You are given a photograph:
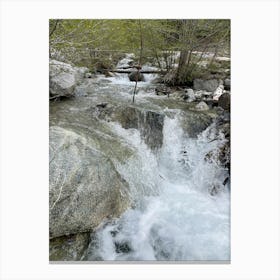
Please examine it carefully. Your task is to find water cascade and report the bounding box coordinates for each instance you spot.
[50,57,230,261]
[84,97,230,261]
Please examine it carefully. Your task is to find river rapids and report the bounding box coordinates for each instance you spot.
[50,60,230,261]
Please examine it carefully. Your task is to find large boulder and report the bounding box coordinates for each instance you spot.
[49,60,76,98]
[49,126,130,239]
[180,111,215,138]
[93,105,164,150]
[128,71,145,82]
[218,93,230,111]
[49,60,88,99]
[113,107,164,150]
[193,79,220,92]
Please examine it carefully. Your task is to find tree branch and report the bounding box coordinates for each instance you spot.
[49,19,60,38]
[132,20,143,104]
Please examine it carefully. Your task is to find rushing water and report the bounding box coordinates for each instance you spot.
[85,118,230,261]
[50,54,230,261]
[81,65,230,261]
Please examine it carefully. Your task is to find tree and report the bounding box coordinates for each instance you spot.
[49,19,230,84]
[132,20,143,103]
[173,19,230,85]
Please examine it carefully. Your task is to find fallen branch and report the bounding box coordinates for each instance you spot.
[111,69,166,74]
[49,94,61,100]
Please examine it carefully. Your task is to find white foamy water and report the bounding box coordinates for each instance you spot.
[103,73,158,86]
[86,113,230,261]
[116,53,135,69]
[94,72,158,102]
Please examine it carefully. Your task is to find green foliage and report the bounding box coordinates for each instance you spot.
[49,19,230,84]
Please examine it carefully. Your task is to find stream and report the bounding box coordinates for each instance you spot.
[50,66,230,261]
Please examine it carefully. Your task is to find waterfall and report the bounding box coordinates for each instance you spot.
[85,111,230,261]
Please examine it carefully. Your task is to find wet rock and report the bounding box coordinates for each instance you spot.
[49,60,78,98]
[155,85,171,96]
[219,122,230,139]
[92,103,114,122]
[193,90,204,99]
[139,110,165,150]
[128,71,145,82]
[204,99,218,108]
[213,85,224,101]
[204,150,216,164]
[193,78,220,92]
[223,177,230,186]
[49,232,90,261]
[221,111,231,123]
[114,241,132,254]
[224,78,231,90]
[180,111,214,138]
[185,88,196,102]
[195,101,209,111]
[84,72,92,78]
[194,90,214,103]
[218,93,230,111]
[209,184,223,196]
[49,126,130,239]
[96,102,108,108]
[172,90,186,99]
[204,143,230,195]
[113,106,165,150]
[95,105,165,150]
[218,142,230,169]
[204,122,230,173]
[113,106,140,129]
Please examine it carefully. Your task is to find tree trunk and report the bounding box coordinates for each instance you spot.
[174,20,190,85]
[132,20,143,103]
[175,49,188,84]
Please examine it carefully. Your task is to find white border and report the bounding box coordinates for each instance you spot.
[1,0,279,279]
